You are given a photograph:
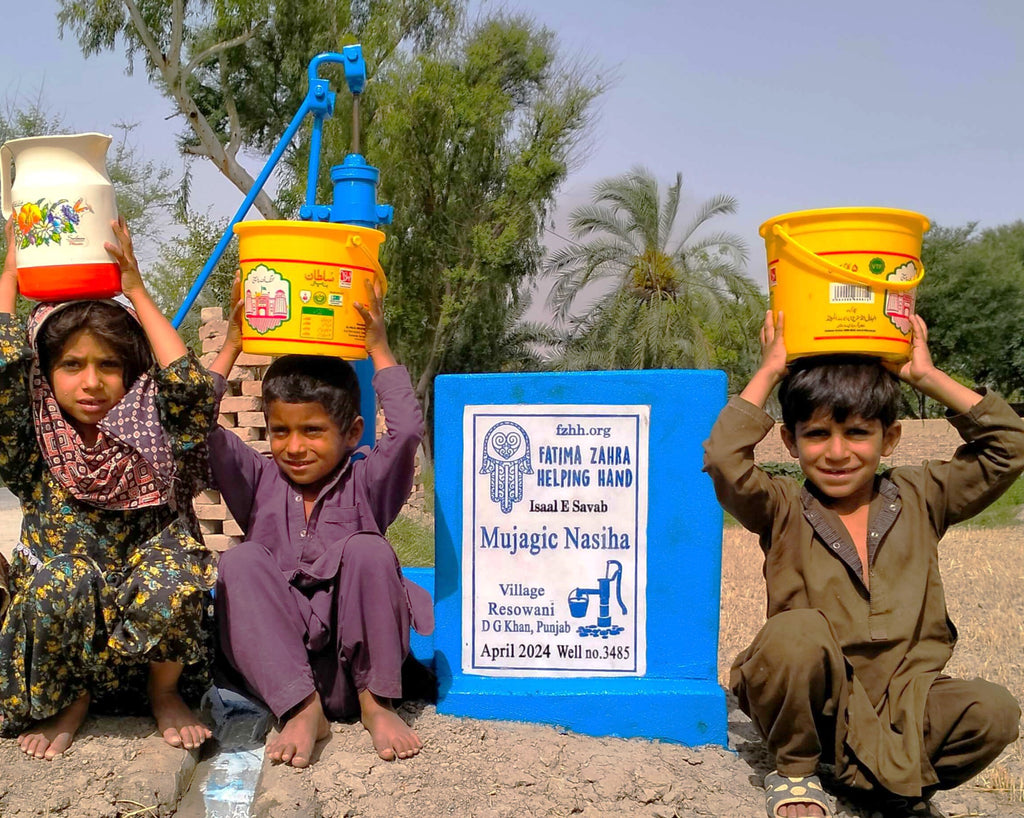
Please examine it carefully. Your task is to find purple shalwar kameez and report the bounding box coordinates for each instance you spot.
[208,365,433,720]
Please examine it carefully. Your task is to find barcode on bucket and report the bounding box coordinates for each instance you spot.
[830,283,874,304]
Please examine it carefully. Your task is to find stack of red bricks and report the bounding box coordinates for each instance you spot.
[193,306,272,552]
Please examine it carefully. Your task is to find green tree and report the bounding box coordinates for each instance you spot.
[917,221,1024,398]
[0,96,66,145]
[56,2,602,448]
[56,0,457,219]
[545,167,765,380]
[303,14,601,447]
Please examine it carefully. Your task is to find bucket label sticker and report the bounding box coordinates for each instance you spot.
[884,261,917,334]
[243,265,290,334]
[829,283,874,304]
[14,198,93,249]
[338,267,354,289]
[462,405,649,677]
[300,306,334,341]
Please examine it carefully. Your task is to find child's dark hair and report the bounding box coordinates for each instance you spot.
[37,301,153,390]
[779,354,901,432]
[262,355,361,431]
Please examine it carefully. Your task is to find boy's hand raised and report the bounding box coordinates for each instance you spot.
[885,314,936,389]
[885,313,981,414]
[759,309,788,381]
[225,272,244,352]
[354,273,397,370]
[210,271,244,380]
[739,311,789,409]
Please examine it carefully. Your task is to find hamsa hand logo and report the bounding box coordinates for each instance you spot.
[480,422,533,513]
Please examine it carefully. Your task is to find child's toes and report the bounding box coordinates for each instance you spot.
[162,727,184,748]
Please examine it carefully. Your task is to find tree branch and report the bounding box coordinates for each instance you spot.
[185,24,263,77]
[221,59,242,159]
[121,0,279,219]
[122,0,171,79]
[168,0,184,76]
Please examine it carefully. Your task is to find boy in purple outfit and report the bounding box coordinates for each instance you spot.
[208,276,433,767]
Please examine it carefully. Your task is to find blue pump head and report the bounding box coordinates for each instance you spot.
[299,46,393,229]
[299,153,394,228]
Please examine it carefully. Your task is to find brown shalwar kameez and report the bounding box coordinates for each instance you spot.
[703,391,1024,797]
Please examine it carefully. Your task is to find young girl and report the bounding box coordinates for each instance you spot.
[0,216,216,759]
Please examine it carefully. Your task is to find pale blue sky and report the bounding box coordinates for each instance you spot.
[4,1,1024,290]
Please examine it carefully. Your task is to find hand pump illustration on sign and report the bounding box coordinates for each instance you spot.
[568,560,627,638]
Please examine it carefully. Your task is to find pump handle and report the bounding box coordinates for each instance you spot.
[607,560,627,614]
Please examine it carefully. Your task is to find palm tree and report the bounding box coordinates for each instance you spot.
[545,167,765,373]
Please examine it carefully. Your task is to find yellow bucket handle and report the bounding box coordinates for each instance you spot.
[347,234,389,298]
[772,224,924,292]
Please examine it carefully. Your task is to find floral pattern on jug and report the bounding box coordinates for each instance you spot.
[15,198,93,249]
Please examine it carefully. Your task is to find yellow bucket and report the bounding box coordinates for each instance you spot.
[759,207,930,363]
[233,220,387,359]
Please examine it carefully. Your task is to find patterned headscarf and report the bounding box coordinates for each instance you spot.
[27,301,176,510]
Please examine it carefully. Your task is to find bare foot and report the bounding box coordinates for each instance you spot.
[267,691,330,768]
[17,692,91,760]
[148,661,212,750]
[778,803,827,818]
[358,689,422,761]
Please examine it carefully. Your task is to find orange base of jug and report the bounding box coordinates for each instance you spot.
[18,262,122,302]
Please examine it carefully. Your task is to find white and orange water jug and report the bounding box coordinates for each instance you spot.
[1,132,121,301]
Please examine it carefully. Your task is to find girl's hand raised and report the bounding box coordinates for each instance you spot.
[104,217,188,368]
[105,217,146,301]
[1,216,19,314]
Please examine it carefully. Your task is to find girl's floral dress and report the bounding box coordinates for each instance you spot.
[0,314,216,733]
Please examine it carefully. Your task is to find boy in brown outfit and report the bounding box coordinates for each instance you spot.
[703,312,1024,818]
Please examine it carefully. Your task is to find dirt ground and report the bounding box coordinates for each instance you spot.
[0,497,1022,817]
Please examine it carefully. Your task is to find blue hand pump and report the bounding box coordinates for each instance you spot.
[171,45,392,445]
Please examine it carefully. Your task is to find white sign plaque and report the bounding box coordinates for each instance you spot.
[462,405,649,676]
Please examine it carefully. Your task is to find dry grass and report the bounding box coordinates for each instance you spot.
[719,524,1024,801]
